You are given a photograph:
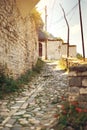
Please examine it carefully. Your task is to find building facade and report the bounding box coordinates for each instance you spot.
[39,40,77,60]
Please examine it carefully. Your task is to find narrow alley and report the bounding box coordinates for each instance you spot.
[0,61,69,130]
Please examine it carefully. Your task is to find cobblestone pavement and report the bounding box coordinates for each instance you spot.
[0,61,69,130]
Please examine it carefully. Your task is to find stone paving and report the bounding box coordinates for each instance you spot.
[0,61,69,130]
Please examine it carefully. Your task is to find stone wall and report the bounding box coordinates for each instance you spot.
[61,44,77,58]
[69,45,77,58]
[47,40,62,60]
[0,0,38,79]
[68,64,87,108]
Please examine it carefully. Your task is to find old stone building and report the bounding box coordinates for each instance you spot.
[39,40,77,60]
[0,0,39,79]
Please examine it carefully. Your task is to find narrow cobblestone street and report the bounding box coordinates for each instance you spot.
[0,61,69,130]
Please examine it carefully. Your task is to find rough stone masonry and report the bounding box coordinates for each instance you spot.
[69,64,87,109]
[0,0,38,79]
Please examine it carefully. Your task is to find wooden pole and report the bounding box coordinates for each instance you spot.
[45,5,47,60]
[78,0,85,61]
[60,4,70,68]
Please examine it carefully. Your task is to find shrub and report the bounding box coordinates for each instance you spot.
[18,58,44,84]
[33,58,45,73]
[58,100,87,130]
[0,59,45,98]
[76,53,83,60]
[0,73,19,93]
[59,58,67,70]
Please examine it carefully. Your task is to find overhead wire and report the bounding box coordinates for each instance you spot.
[48,0,64,30]
[47,0,87,53]
[47,0,87,41]
[48,0,58,29]
[51,2,79,25]
[68,6,78,22]
[81,0,87,37]
[82,0,87,3]
[48,2,79,32]
[48,1,80,42]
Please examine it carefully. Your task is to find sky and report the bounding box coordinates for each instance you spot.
[36,0,87,57]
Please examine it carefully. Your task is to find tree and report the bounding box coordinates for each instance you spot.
[30,8,44,32]
[76,53,83,60]
[31,8,49,42]
[55,37,64,43]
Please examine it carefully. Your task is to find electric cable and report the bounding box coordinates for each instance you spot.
[51,2,79,25]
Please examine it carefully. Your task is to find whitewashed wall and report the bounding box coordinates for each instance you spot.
[40,41,76,60]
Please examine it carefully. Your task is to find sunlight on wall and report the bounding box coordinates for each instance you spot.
[16,0,40,18]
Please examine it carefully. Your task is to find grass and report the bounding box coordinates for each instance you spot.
[0,58,45,98]
[59,58,68,70]
[59,57,87,71]
[18,58,45,84]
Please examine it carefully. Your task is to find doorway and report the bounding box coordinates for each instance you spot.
[39,42,42,57]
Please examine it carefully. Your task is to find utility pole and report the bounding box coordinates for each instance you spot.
[60,4,70,68]
[45,5,47,60]
[78,0,85,61]
[45,5,47,32]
